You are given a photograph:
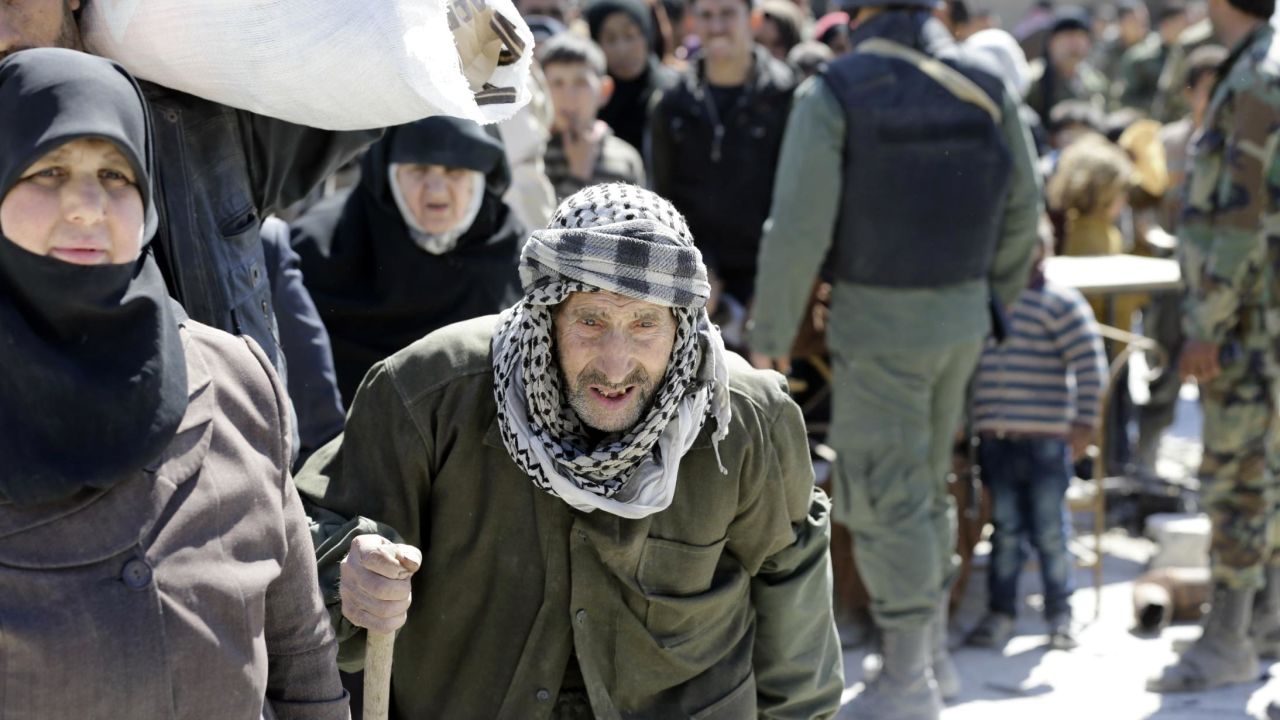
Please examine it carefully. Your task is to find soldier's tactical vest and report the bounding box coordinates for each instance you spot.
[822,25,1013,289]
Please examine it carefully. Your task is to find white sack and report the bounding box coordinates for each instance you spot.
[83,0,535,131]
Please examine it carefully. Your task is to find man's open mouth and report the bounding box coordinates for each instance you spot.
[590,385,635,404]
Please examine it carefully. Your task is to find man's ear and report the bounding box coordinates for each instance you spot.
[599,75,615,107]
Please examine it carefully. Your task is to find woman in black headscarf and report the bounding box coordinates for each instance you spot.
[0,48,347,718]
[293,116,525,403]
[585,0,679,152]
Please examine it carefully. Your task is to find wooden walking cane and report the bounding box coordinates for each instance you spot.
[364,630,396,720]
[359,536,421,720]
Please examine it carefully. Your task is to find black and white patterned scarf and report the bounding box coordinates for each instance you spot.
[491,184,731,518]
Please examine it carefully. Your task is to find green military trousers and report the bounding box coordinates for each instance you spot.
[1202,326,1277,591]
[828,338,984,631]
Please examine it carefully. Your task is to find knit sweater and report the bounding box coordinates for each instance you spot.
[974,280,1108,438]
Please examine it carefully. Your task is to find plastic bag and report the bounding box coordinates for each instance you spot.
[82,0,534,130]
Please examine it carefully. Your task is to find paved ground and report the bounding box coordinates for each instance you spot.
[836,385,1280,719]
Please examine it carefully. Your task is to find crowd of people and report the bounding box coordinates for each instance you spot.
[4,0,1280,717]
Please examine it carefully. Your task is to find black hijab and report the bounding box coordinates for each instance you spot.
[586,0,676,152]
[293,116,524,403]
[0,48,187,505]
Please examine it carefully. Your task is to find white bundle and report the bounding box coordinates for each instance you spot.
[82,0,535,130]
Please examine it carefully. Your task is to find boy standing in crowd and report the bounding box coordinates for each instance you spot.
[541,33,647,201]
[965,228,1108,651]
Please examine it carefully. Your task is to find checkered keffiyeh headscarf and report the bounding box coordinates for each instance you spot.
[491,184,732,519]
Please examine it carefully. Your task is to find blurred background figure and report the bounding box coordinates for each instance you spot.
[1096,0,1151,84]
[789,40,836,78]
[1027,8,1109,124]
[585,0,679,152]
[756,0,805,60]
[814,11,855,55]
[292,118,524,404]
[1113,1,1192,113]
[540,33,647,200]
[648,0,797,304]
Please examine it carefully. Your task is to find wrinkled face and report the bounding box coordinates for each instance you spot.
[1048,29,1092,71]
[598,12,648,81]
[545,61,605,132]
[693,0,752,62]
[0,138,144,265]
[394,163,479,235]
[554,290,677,433]
[0,0,82,61]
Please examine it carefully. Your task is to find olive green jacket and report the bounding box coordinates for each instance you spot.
[296,315,844,720]
[1113,32,1168,111]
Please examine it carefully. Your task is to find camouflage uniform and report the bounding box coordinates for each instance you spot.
[1153,19,1216,122]
[1180,22,1280,591]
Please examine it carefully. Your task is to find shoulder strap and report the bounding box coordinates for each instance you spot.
[855,37,1002,124]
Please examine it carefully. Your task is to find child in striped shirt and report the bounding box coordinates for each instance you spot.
[965,230,1108,651]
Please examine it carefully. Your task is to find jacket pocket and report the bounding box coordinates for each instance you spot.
[691,672,756,720]
[220,208,275,343]
[637,536,726,597]
[637,536,750,654]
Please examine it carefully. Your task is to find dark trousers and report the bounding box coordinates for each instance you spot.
[980,436,1076,619]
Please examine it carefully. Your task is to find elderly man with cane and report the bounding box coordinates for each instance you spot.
[299,183,844,719]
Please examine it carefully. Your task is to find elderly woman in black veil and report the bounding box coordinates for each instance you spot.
[0,49,348,718]
[292,116,525,404]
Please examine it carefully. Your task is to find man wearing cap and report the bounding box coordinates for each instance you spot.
[297,183,844,719]
[749,2,1041,718]
[1025,7,1109,123]
[1148,0,1280,695]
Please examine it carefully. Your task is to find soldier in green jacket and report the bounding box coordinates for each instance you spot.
[749,3,1040,718]
[1148,0,1280,695]
[298,184,844,720]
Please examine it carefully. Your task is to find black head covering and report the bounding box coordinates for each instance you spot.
[292,116,524,403]
[585,0,673,149]
[0,48,187,505]
[1048,7,1091,37]
[585,0,655,44]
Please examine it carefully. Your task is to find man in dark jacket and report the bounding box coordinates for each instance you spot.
[750,3,1041,718]
[647,0,796,304]
[0,0,382,372]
